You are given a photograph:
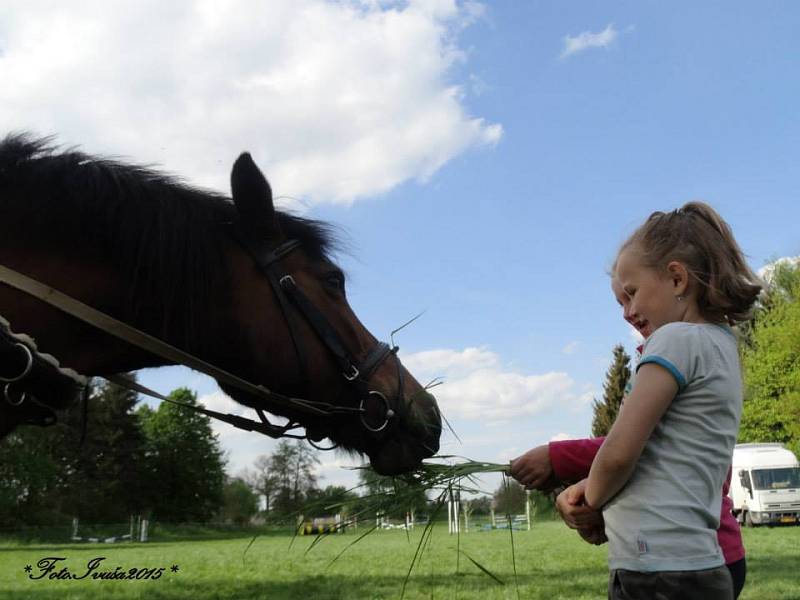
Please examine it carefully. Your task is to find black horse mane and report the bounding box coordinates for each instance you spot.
[0,133,341,352]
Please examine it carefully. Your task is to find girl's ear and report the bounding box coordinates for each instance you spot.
[666,261,689,297]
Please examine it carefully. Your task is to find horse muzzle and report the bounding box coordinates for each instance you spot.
[367,389,441,475]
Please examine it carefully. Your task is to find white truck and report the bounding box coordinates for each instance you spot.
[729,443,800,527]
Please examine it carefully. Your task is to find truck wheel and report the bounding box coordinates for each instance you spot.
[744,511,754,528]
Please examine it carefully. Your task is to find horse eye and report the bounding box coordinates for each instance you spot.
[326,273,345,291]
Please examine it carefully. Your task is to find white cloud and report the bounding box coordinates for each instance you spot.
[0,0,501,204]
[403,346,587,421]
[758,255,800,282]
[404,346,499,379]
[561,341,580,355]
[560,23,617,59]
[550,432,575,441]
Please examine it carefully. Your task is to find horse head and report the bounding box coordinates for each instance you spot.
[216,153,441,475]
[0,134,441,476]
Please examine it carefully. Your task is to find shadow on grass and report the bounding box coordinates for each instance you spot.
[742,552,800,597]
[3,568,606,600]
[0,526,297,549]
[100,524,299,544]
[0,521,294,549]
[0,542,177,553]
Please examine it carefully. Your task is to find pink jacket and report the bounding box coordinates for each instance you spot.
[549,437,745,564]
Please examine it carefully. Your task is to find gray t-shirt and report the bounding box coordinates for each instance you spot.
[603,322,742,572]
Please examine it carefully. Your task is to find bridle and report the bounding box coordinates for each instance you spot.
[0,228,403,446]
[230,225,406,443]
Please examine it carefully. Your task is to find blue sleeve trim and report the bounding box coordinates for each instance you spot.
[637,356,687,390]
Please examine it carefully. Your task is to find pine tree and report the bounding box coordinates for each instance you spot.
[83,375,148,521]
[44,374,148,523]
[139,388,226,521]
[0,375,149,526]
[0,427,59,526]
[591,344,631,437]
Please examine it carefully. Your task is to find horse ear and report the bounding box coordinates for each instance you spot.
[231,152,276,237]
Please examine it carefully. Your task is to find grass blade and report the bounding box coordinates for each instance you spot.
[502,473,521,600]
[459,550,505,586]
[326,524,379,568]
[401,490,447,600]
[304,530,329,555]
[242,533,259,565]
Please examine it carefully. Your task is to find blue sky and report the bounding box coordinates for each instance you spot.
[2,1,798,493]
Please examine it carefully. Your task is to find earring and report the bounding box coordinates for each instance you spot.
[677,295,684,302]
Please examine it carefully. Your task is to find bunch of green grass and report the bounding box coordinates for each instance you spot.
[289,456,519,598]
[306,456,508,534]
[397,456,510,489]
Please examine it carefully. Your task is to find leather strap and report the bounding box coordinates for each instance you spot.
[0,263,297,407]
[0,263,363,419]
[278,275,361,379]
[105,374,305,439]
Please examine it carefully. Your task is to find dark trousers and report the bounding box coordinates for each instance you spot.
[727,558,747,600]
[609,565,733,600]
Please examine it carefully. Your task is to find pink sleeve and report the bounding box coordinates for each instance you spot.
[550,443,745,563]
[718,466,745,564]
[548,437,605,483]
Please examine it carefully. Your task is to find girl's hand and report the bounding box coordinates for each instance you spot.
[577,525,608,546]
[509,444,558,492]
[556,479,603,529]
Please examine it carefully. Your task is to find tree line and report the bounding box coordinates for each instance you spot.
[1,374,529,528]
[0,379,226,528]
[591,260,800,459]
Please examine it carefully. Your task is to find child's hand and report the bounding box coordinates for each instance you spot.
[577,525,608,546]
[556,479,603,530]
[509,444,558,492]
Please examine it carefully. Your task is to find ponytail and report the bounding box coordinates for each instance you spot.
[619,201,762,324]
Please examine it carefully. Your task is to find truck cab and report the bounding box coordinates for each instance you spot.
[729,443,800,527]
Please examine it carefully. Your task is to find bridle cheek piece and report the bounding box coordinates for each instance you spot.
[234,230,404,442]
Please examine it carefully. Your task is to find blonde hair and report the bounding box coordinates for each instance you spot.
[617,201,762,325]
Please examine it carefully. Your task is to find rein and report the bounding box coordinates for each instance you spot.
[0,234,400,443]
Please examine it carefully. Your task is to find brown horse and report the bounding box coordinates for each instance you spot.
[0,134,441,475]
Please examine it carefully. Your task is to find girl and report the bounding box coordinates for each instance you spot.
[562,202,761,599]
[510,274,748,597]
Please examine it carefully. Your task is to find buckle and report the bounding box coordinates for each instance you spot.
[343,364,360,381]
[0,343,34,383]
[4,383,27,406]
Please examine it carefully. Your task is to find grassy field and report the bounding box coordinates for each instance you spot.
[1,520,798,599]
